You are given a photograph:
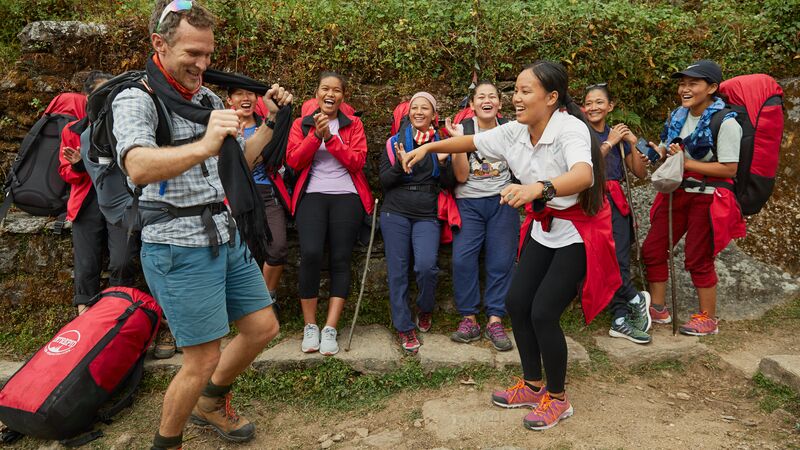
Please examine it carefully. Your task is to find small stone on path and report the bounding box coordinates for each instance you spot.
[320,439,334,449]
[362,430,403,448]
[332,433,344,442]
[676,392,691,400]
[355,428,369,438]
[721,415,736,422]
[318,433,331,443]
[759,355,800,393]
[742,419,758,427]
[413,419,423,428]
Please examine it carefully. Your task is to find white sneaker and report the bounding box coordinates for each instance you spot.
[301,323,320,353]
[319,326,339,356]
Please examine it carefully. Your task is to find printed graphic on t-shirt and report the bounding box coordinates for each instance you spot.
[469,152,507,179]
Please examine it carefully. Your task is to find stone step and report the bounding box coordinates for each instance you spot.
[594,326,708,366]
[0,326,592,384]
[759,355,800,393]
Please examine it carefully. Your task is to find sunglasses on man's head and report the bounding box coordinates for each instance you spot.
[585,83,608,92]
[156,0,193,33]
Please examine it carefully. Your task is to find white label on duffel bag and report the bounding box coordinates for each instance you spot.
[44,330,81,356]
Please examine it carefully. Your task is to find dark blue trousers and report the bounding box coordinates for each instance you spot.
[608,193,640,319]
[452,196,519,319]
[380,211,440,332]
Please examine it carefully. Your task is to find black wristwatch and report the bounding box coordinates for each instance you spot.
[265,117,276,129]
[538,180,556,202]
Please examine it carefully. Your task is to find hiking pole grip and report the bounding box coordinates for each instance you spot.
[668,193,678,335]
[345,198,379,352]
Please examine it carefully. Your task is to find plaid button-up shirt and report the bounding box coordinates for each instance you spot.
[113,85,246,247]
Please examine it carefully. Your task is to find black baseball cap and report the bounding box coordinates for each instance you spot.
[671,60,722,85]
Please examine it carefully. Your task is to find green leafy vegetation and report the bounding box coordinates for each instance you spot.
[0,0,797,129]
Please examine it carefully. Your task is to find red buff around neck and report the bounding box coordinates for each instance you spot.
[152,54,201,100]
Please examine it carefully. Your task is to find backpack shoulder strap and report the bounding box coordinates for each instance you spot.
[708,107,732,161]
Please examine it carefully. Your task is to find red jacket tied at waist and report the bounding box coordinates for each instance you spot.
[437,189,461,244]
[649,171,746,256]
[605,180,630,216]
[519,200,621,324]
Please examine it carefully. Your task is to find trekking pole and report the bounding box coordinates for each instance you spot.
[668,192,678,335]
[345,198,380,352]
[619,145,646,284]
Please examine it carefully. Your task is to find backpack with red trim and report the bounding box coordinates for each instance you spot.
[0,287,161,445]
[0,93,87,229]
[710,74,784,216]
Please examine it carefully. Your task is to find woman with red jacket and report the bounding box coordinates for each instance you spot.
[286,72,374,356]
[402,61,618,430]
[58,71,138,314]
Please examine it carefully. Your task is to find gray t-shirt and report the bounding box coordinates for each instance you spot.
[674,113,742,194]
[454,118,512,199]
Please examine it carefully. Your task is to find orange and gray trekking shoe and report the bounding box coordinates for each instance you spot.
[649,304,672,324]
[491,379,546,408]
[190,392,255,442]
[523,392,574,430]
[679,311,719,336]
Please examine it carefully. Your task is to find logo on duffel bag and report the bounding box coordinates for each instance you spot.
[44,330,81,356]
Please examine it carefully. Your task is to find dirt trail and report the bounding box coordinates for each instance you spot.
[5,323,800,450]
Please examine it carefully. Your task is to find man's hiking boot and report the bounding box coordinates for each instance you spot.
[190,392,255,442]
[491,379,545,408]
[398,329,421,353]
[609,316,652,344]
[153,327,177,359]
[649,304,672,324]
[523,393,573,430]
[451,317,480,343]
[485,322,513,351]
[679,311,719,336]
[301,323,320,353]
[416,312,433,332]
[628,291,652,333]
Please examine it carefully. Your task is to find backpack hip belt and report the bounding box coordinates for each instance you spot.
[138,201,235,255]
[399,183,440,194]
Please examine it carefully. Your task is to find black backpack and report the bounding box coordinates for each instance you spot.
[0,95,81,228]
[80,71,172,235]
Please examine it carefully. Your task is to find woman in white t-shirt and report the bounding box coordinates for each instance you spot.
[402,61,619,431]
[641,60,745,336]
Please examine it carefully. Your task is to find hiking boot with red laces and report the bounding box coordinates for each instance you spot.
[398,329,421,353]
[523,393,574,430]
[416,312,433,332]
[190,392,255,442]
[679,311,719,336]
[491,379,545,408]
[649,304,672,324]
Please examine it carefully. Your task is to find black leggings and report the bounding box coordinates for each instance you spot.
[506,239,586,394]
[295,193,364,299]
